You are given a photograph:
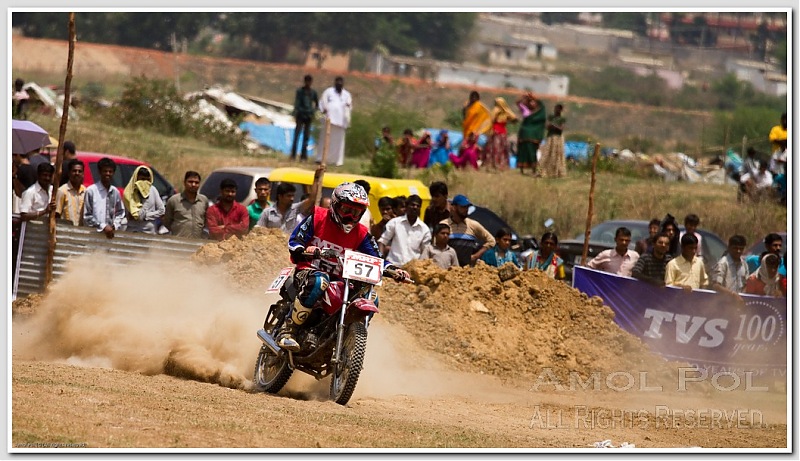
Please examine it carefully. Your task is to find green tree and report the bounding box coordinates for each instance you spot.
[772,37,787,73]
[540,12,580,25]
[707,106,781,154]
[601,12,647,35]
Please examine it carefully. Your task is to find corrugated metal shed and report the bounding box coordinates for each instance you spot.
[14,219,205,299]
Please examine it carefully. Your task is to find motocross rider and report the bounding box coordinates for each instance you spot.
[278,182,410,351]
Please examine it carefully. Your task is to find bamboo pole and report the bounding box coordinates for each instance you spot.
[311,117,332,207]
[45,12,75,288]
[581,143,601,266]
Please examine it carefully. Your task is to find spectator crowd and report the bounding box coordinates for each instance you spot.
[13,151,787,299]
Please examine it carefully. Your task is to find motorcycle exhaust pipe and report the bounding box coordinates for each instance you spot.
[257,329,281,356]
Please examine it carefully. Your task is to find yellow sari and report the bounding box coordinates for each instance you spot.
[462,100,492,138]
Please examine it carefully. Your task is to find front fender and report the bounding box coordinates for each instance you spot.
[350,298,379,314]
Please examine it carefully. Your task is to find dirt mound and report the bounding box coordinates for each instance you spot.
[191,227,293,290]
[378,259,680,384]
[189,233,682,385]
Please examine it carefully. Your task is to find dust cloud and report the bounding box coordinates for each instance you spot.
[12,253,268,390]
[10,247,463,401]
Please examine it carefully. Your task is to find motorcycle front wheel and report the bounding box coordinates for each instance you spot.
[330,322,367,405]
[253,344,293,394]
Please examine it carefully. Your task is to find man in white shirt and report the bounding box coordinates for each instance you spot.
[740,161,773,200]
[19,162,56,221]
[587,226,639,277]
[378,195,431,266]
[316,76,352,167]
[83,157,127,239]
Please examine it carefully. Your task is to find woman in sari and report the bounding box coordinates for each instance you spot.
[428,130,451,167]
[525,232,565,280]
[410,131,432,168]
[516,92,546,176]
[540,103,567,178]
[449,131,481,170]
[462,91,492,141]
[488,97,517,171]
[122,165,165,234]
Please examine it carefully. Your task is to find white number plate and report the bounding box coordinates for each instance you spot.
[342,250,383,284]
[265,267,294,293]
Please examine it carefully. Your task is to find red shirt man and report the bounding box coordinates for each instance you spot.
[206,179,249,241]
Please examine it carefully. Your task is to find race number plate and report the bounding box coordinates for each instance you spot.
[265,267,294,293]
[342,250,383,284]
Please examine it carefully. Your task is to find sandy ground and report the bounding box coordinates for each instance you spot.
[9,230,788,452]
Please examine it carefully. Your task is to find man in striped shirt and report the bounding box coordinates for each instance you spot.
[631,233,673,287]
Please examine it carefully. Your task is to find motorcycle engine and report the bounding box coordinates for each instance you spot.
[301,332,319,351]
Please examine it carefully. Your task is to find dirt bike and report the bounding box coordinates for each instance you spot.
[253,248,411,405]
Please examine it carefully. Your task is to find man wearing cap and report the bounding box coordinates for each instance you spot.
[440,194,495,267]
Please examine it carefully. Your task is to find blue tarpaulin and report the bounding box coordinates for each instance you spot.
[573,266,787,377]
[240,122,315,156]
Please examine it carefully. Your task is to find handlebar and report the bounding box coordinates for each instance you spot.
[384,267,415,284]
[302,247,413,283]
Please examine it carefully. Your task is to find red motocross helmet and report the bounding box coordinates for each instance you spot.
[330,182,369,233]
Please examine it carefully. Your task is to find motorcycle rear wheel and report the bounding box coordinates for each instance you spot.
[252,344,293,394]
[330,322,367,405]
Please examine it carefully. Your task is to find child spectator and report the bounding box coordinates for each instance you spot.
[680,213,703,258]
[634,218,661,255]
[480,227,521,268]
[421,223,459,270]
[370,196,395,239]
[392,195,407,217]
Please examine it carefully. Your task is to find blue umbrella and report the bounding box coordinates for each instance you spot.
[12,120,50,155]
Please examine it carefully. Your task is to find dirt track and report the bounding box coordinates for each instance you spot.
[10,230,788,451]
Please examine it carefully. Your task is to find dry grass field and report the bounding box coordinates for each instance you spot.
[15,36,787,246]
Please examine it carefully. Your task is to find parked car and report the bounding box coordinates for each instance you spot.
[465,204,536,254]
[557,219,727,282]
[76,152,177,203]
[199,166,274,204]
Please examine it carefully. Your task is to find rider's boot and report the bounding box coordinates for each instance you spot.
[277,304,312,352]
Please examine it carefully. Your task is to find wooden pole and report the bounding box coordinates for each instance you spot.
[311,117,332,207]
[581,143,601,266]
[45,12,75,288]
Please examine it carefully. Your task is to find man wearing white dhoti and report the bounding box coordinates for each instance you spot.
[316,76,352,167]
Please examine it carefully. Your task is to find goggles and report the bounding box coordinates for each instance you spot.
[338,203,365,221]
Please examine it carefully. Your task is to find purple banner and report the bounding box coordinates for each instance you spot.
[572,266,787,378]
